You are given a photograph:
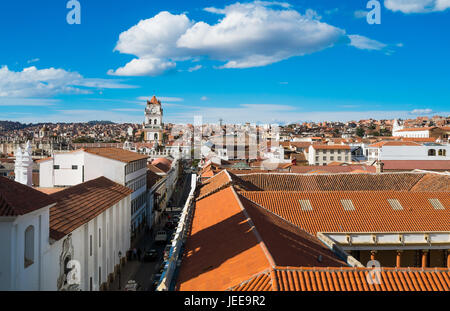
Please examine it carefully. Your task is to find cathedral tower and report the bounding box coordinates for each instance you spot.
[143,96,163,145]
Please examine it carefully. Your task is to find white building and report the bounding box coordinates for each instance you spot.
[38,147,148,234]
[366,141,449,162]
[307,144,352,166]
[0,176,131,291]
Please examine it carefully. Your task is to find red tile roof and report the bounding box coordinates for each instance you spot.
[238,191,450,235]
[382,160,450,171]
[49,177,132,240]
[147,170,163,189]
[0,176,56,216]
[83,147,148,163]
[396,127,436,132]
[369,141,422,147]
[177,186,346,291]
[291,165,376,174]
[236,172,428,191]
[311,145,351,150]
[230,267,450,291]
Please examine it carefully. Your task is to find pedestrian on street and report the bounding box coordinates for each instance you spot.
[133,248,137,260]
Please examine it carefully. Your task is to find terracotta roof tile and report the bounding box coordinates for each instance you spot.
[312,145,351,150]
[236,172,427,191]
[238,191,450,235]
[83,147,148,163]
[0,176,56,216]
[49,177,132,240]
[177,187,272,291]
[229,267,450,291]
[291,165,376,174]
[147,170,163,189]
[382,160,450,171]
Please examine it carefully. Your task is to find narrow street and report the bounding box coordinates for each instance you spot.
[108,169,191,291]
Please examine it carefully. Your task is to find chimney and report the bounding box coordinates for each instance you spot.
[376,160,384,173]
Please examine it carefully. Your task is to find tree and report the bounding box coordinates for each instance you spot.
[356,127,365,138]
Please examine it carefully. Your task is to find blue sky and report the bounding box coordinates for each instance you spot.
[0,0,449,124]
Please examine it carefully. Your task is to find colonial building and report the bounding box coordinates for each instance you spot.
[307,144,351,166]
[175,170,450,291]
[143,96,164,145]
[0,175,131,291]
[38,147,148,235]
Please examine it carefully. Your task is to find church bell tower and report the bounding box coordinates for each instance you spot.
[143,96,163,145]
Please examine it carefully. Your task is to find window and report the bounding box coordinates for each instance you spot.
[438,149,446,156]
[428,149,436,156]
[99,229,101,248]
[154,133,158,140]
[72,165,78,170]
[99,267,101,287]
[330,156,334,161]
[53,165,60,170]
[299,200,313,211]
[154,119,158,125]
[338,156,342,161]
[90,277,93,291]
[24,225,35,268]
[90,235,92,256]
[322,156,326,161]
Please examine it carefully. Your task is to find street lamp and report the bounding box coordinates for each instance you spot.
[118,251,122,290]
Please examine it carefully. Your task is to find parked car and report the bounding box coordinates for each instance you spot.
[155,230,167,244]
[124,280,141,291]
[143,249,158,262]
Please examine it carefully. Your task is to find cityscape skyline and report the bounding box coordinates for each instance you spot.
[0,0,449,124]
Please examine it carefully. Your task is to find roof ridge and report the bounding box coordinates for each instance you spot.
[226,268,272,291]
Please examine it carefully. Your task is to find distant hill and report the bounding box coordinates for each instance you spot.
[0,121,30,131]
[86,121,115,125]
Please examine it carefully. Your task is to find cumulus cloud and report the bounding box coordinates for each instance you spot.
[384,0,450,13]
[0,65,135,98]
[188,64,202,72]
[109,1,348,76]
[410,108,433,114]
[348,35,388,51]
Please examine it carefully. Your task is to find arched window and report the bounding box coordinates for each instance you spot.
[428,149,436,156]
[24,225,34,268]
[149,119,152,125]
[154,119,158,125]
[154,133,158,140]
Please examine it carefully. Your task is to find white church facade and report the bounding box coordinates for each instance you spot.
[0,171,131,291]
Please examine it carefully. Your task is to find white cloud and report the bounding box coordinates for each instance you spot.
[0,98,59,106]
[167,103,449,124]
[137,96,184,102]
[109,1,347,76]
[384,0,450,13]
[200,96,208,101]
[108,57,176,76]
[410,108,433,114]
[188,65,202,72]
[27,58,40,64]
[0,65,136,98]
[348,35,388,51]
[354,10,368,18]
